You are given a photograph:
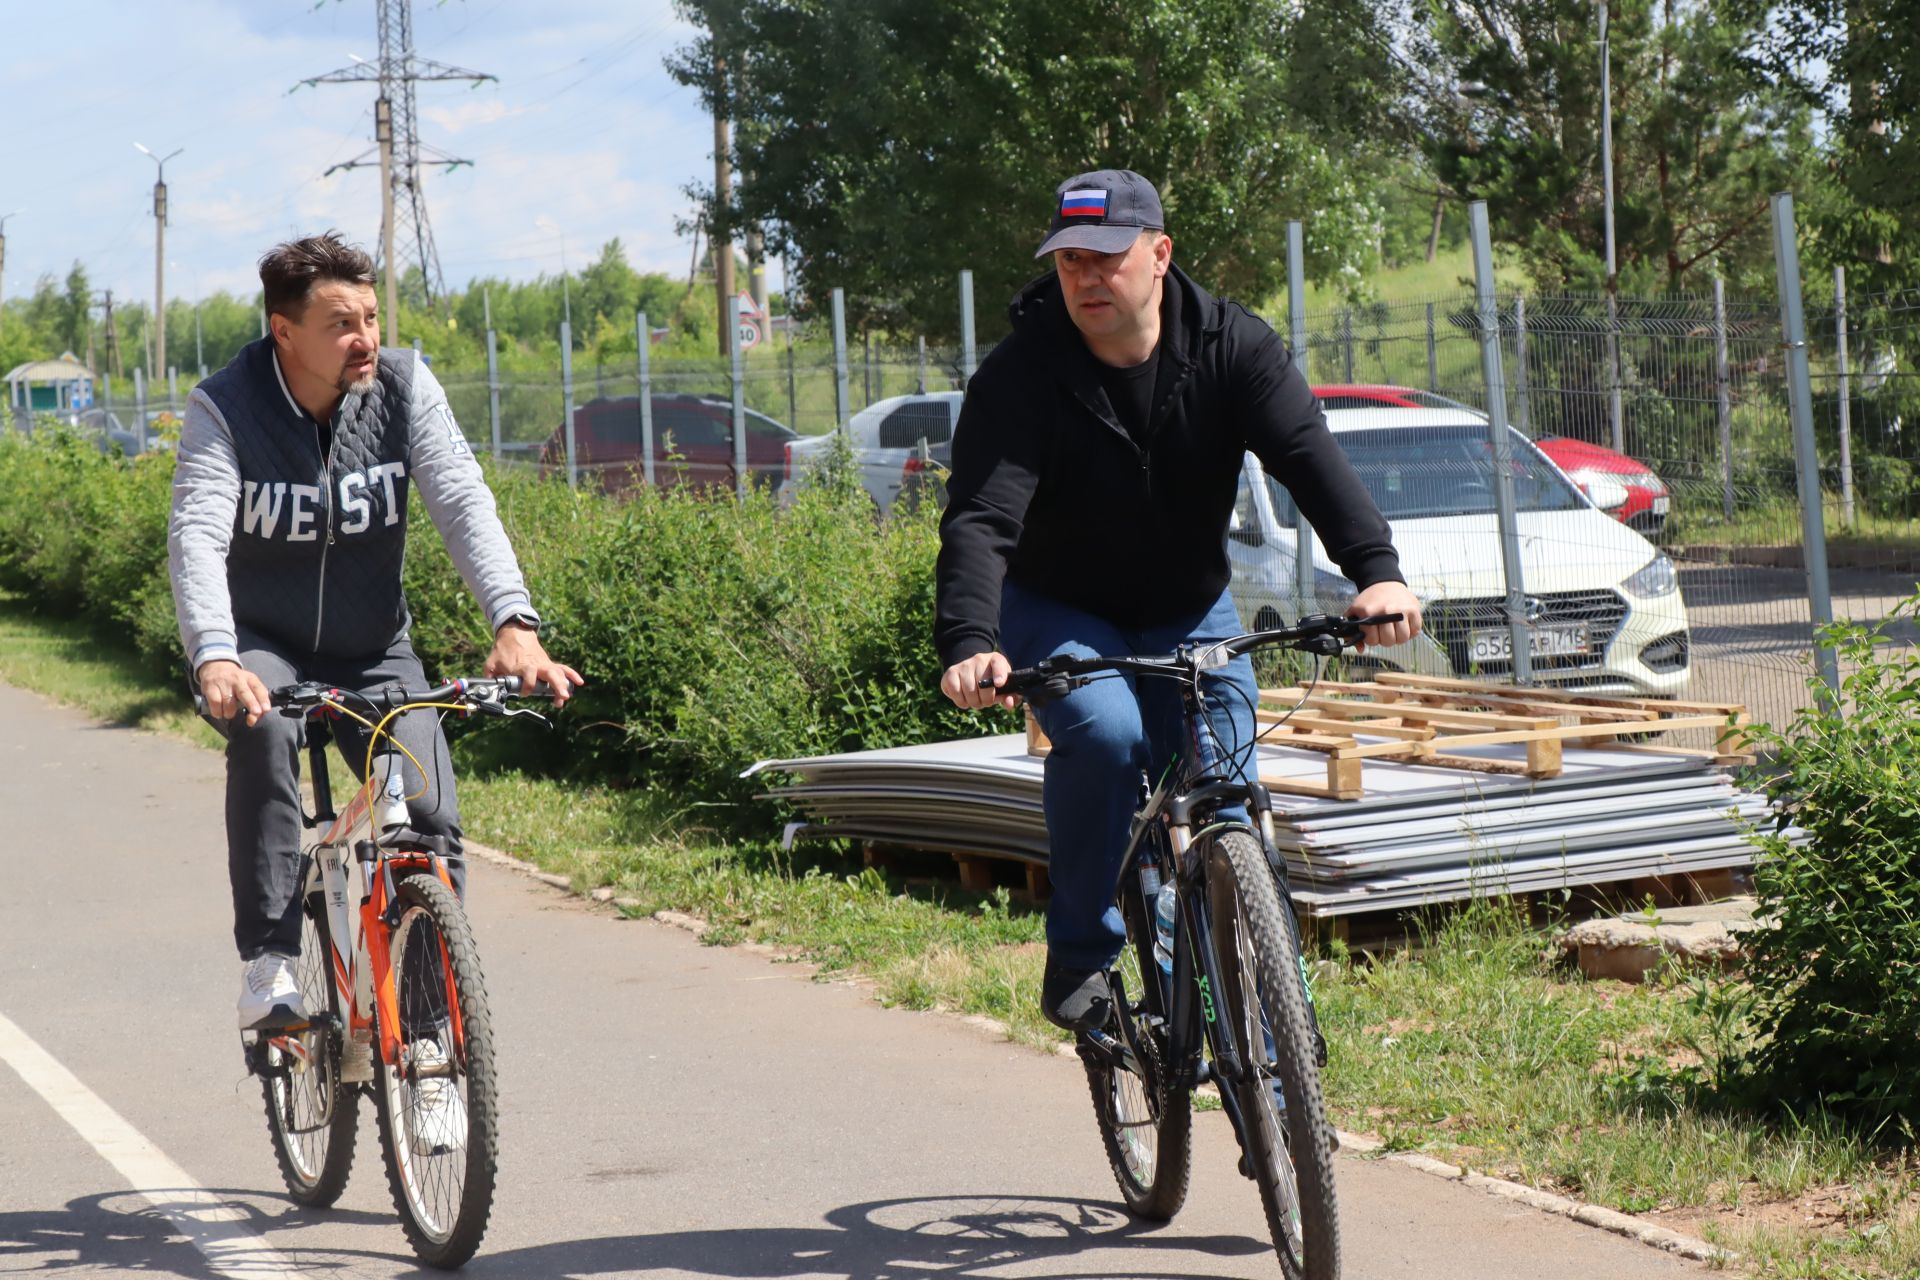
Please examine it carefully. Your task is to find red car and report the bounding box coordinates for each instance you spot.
[1310,384,1670,536]
[540,394,796,495]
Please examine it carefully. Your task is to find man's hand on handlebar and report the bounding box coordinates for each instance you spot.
[1348,581,1424,652]
[941,651,1016,711]
[197,659,274,728]
[486,621,585,708]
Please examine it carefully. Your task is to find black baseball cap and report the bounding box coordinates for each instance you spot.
[1034,169,1165,259]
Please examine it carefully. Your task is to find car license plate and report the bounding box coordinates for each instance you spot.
[1469,624,1590,663]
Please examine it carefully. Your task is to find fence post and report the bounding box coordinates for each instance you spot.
[1769,191,1839,701]
[862,330,872,407]
[637,310,655,488]
[1340,308,1354,382]
[484,290,502,461]
[832,288,850,436]
[1287,221,1316,615]
[1513,296,1530,436]
[1834,264,1855,527]
[560,318,576,489]
[1470,201,1533,684]
[959,269,977,387]
[730,293,748,500]
[1606,293,1626,453]
[168,367,178,414]
[916,335,927,394]
[1712,278,1735,520]
[134,367,147,453]
[783,310,797,431]
[1425,302,1437,391]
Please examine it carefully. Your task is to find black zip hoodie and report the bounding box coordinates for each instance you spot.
[934,263,1403,667]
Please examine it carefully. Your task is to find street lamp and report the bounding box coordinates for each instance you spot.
[134,143,183,391]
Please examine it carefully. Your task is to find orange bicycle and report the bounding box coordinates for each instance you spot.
[237,676,550,1269]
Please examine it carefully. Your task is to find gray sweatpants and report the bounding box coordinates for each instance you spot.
[214,627,465,960]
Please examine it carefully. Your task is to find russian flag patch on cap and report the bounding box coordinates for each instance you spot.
[1060,188,1108,219]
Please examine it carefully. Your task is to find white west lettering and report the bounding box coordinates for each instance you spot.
[369,462,407,526]
[286,485,322,542]
[240,482,285,538]
[338,472,371,535]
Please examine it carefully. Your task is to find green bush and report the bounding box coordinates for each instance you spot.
[0,426,1008,834]
[1741,591,1920,1132]
[1854,453,1914,521]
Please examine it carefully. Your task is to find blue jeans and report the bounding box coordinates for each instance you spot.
[1000,579,1259,971]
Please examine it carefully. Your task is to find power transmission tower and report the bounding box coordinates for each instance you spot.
[300,1,494,315]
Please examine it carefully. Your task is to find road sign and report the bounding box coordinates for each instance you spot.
[735,289,761,318]
[737,318,763,351]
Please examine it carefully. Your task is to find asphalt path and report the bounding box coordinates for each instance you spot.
[0,679,1709,1279]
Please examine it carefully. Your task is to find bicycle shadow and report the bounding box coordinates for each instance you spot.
[0,1186,394,1277]
[457,1193,1270,1280]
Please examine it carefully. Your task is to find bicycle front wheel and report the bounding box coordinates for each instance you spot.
[1207,830,1340,1280]
[1084,887,1192,1219]
[261,889,358,1206]
[373,872,499,1269]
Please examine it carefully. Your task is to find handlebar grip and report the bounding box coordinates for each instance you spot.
[498,676,558,698]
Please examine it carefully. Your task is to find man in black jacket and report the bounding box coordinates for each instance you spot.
[936,170,1422,1032]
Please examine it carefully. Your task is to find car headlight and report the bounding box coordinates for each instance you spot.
[1623,553,1678,598]
[1620,470,1666,494]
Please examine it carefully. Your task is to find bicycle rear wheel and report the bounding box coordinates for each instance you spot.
[1084,885,1192,1219]
[261,890,358,1206]
[1207,829,1340,1280]
[373,872,499,1269]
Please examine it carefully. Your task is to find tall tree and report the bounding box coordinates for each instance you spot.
[1417,0,1816,293]
[671,0,1403,339]
[1733,0,1920,292]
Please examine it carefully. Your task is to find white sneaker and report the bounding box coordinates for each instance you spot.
[237,953,307,1031]
[406,1039,467,1155]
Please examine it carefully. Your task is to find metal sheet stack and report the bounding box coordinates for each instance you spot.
[747,734,1781,918]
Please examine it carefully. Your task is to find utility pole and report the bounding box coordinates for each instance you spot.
[1598,0,1625,452]
[301,1,494,310]
[711,57,735,356]
[135,144,181,389]
[99,290,122,379]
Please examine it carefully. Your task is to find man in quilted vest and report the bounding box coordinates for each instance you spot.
[168,232,583,1031]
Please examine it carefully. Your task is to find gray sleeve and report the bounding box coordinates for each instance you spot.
[167,391,242,671]
[407,357,539,632]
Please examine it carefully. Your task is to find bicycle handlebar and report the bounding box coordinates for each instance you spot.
[195,676,555,720]
[987,613,1404,706]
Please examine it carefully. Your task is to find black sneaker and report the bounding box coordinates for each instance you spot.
[1041,958,1113,1034]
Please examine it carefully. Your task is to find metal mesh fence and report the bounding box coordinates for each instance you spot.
[1285,288,1919,733]
[10,274,1912,737]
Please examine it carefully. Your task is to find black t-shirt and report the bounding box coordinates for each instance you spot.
[1096,353,1158,448]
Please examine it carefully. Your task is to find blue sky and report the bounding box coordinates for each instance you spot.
[0,0,753,307]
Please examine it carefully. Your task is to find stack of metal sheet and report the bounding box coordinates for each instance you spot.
[747,734,1782,917]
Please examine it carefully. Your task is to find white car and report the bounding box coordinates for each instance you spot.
[1230,407,1690,696]
[780,391,963,515]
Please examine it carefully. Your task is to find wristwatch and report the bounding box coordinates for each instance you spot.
[498,610,541,633]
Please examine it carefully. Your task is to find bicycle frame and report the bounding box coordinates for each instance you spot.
[1087,663,1307,1160]
[289,716,465,1073]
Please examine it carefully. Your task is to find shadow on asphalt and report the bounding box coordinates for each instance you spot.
[459,1194,1272,1279]
[0,1188,395,1278]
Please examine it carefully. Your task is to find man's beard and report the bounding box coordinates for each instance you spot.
[336,356,378,395]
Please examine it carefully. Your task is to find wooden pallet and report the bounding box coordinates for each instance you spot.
[1251,673,1752,800]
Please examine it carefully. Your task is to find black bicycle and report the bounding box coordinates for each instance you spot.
[996,613,1399,1280]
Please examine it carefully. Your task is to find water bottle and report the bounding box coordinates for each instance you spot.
[1153,881,1177,976]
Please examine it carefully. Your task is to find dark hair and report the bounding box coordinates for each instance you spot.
[259,231,377,320]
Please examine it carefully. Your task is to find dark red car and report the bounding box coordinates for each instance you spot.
[540,394,796,495]
[1311,384,1671,535]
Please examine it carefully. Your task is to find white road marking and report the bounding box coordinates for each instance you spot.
[0,1007,301,1278]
